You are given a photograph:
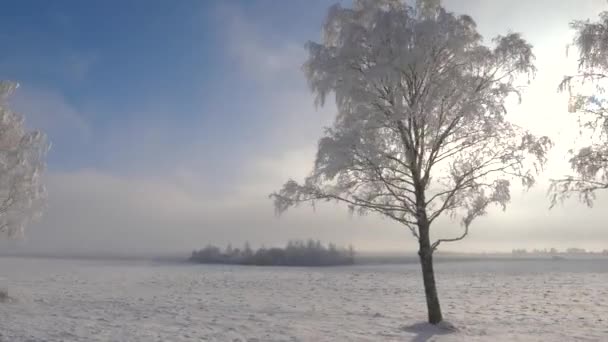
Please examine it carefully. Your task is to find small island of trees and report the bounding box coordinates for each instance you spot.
[190,240,355,266]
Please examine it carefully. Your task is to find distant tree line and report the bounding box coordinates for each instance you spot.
[512,248,608,256]
[190,240,355,266]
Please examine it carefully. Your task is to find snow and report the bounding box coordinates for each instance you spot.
[1,257,607,341]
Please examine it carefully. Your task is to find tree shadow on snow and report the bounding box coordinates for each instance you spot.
[402,321,458,342]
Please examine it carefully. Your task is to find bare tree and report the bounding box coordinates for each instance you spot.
[551,12,608,207]
[0,81,49,238]
[270,0,550,324]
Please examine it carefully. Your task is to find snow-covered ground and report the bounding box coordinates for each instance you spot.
[0,257,607,341]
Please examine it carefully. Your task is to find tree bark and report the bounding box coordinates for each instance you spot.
[417,217,443,324]
[413,162,443,324]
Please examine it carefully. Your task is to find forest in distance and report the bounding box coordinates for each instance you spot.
[189,240,355,266]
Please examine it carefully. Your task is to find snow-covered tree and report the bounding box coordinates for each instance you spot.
[0,81,48,238]
[271,0,550,324]
[550,12,608,207]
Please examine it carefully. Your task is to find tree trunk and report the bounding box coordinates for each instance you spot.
[418,245,442,324]
[417,218,443,324]
[413,168,443,324]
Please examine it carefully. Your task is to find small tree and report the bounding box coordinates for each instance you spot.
[0,81,48,238]
[271,0,550,324]
[550,12,608,206]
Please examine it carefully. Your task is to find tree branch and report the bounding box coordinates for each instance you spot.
[431,225,469,250]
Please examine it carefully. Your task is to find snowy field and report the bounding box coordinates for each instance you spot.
[1,257,607,341]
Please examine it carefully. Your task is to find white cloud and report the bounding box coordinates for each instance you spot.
[221,4,307,83]
[10,85,91,142]
[4,165,606,257]
[0,169,408,256]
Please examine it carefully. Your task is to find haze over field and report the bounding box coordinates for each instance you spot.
[0,0,607,256]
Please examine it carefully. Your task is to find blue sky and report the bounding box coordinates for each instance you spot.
[0,0,333,174]
[2,0,608,255]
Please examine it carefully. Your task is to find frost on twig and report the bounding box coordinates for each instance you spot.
[0,81,49,238]
[552,12,608,207]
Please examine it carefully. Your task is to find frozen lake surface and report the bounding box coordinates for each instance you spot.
[1,256,607,341]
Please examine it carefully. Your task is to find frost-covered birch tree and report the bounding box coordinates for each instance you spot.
[550,12,608,207]
[270,0,550,324]
[0,81,48,238]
